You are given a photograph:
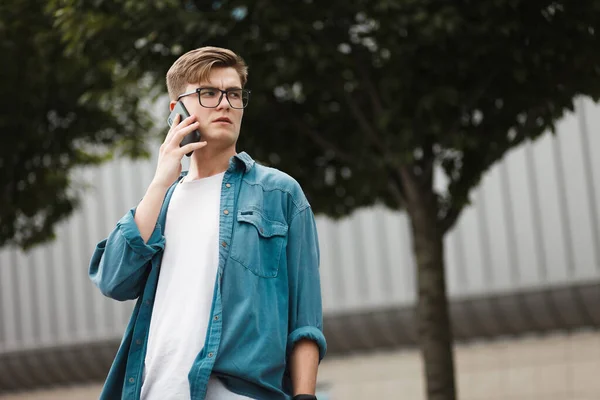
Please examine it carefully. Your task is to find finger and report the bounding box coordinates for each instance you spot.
[164,113,181,143]
[171,121,201,146]
[166,114,197,144]
[179,141,208,155]
[176,114,197,129]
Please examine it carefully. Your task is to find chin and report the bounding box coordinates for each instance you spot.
[204,130,239,145]
[207,125,236,135]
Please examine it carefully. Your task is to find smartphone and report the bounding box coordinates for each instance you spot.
[167,101,201,157]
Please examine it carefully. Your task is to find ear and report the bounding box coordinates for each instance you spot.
[169,100,177,111]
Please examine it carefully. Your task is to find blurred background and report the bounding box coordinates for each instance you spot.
[1,1,599,399]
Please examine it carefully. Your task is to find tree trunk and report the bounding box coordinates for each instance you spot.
[402,167,457,400]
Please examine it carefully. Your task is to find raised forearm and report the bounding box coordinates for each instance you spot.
[134,182,170,243]
[290,339,320,396]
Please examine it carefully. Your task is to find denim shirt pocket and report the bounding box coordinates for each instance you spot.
[230,208,288,278]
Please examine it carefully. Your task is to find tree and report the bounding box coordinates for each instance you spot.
[43,0,600,398]
[0,0,155,249]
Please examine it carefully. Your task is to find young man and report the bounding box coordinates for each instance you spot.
[89,47,326,400]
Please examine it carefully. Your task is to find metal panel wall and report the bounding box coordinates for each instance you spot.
[1,98,599,356]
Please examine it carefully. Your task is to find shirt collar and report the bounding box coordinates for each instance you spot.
[230,152,255,173]
[178,152,255,181]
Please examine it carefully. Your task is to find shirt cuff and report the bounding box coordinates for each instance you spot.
[287,326,327,362]
[116,209,165,259]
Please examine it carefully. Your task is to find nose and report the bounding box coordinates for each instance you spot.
[216,92,231,110]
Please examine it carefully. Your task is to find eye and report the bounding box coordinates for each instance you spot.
[228,90,242,99]
[201,88,218,97]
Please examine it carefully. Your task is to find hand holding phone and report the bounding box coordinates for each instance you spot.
[151,111,206,188]
[167,101,201,156]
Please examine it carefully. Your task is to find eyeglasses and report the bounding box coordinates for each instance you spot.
[177,87,251,109]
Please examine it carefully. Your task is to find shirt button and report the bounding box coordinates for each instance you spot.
[221,241,227,248]
[136,339,142,345]
[129,377,135,384]
[208,352,214,358]
[226,183,231,188]
[223,209,229,215]
[214,315,219,321]
[145,300,151,306]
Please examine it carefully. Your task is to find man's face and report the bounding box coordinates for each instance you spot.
[173,67,244,148]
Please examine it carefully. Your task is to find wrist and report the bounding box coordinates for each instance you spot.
[148,180,172,194]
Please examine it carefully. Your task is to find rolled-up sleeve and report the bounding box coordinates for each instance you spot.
[89,208,165,301]
[286,206,327,361]
[116,208,164,259]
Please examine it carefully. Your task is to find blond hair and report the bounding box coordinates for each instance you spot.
[166,46,248,100]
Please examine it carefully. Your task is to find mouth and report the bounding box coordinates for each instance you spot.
[213,117,232,124]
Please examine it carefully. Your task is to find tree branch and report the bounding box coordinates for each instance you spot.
[438,107,544,235]
[353,51,386,119]
[439,203,464,235]
[344,91,386,152]
[423,161,434,189]
[399,164,420,205]
[437,107,543,235]
[292,117,355,164]
[420,149,435,191]
[386,165,407,209]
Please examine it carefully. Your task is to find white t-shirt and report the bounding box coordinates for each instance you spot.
[141,172,252,400]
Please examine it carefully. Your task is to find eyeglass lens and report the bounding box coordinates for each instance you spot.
[198,88,249,109]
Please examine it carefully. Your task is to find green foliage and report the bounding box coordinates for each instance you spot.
[48,0,600,223]
[0,0,155,249]
[7,3,599,398]
[5,0,600,249]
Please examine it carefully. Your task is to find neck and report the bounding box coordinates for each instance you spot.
[186,146,236,181]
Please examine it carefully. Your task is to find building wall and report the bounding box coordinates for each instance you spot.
[2,330,598,400]
[1,97,599,355]
[1,96,599,395]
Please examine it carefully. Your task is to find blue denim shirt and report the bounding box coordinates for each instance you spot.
[89,152,326,400]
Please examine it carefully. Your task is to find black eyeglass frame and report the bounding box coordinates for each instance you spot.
[177,87,251,109]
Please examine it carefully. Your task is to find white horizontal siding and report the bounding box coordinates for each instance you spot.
[0,98,598,353]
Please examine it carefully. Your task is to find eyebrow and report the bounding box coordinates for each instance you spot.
[201,85,243,90]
